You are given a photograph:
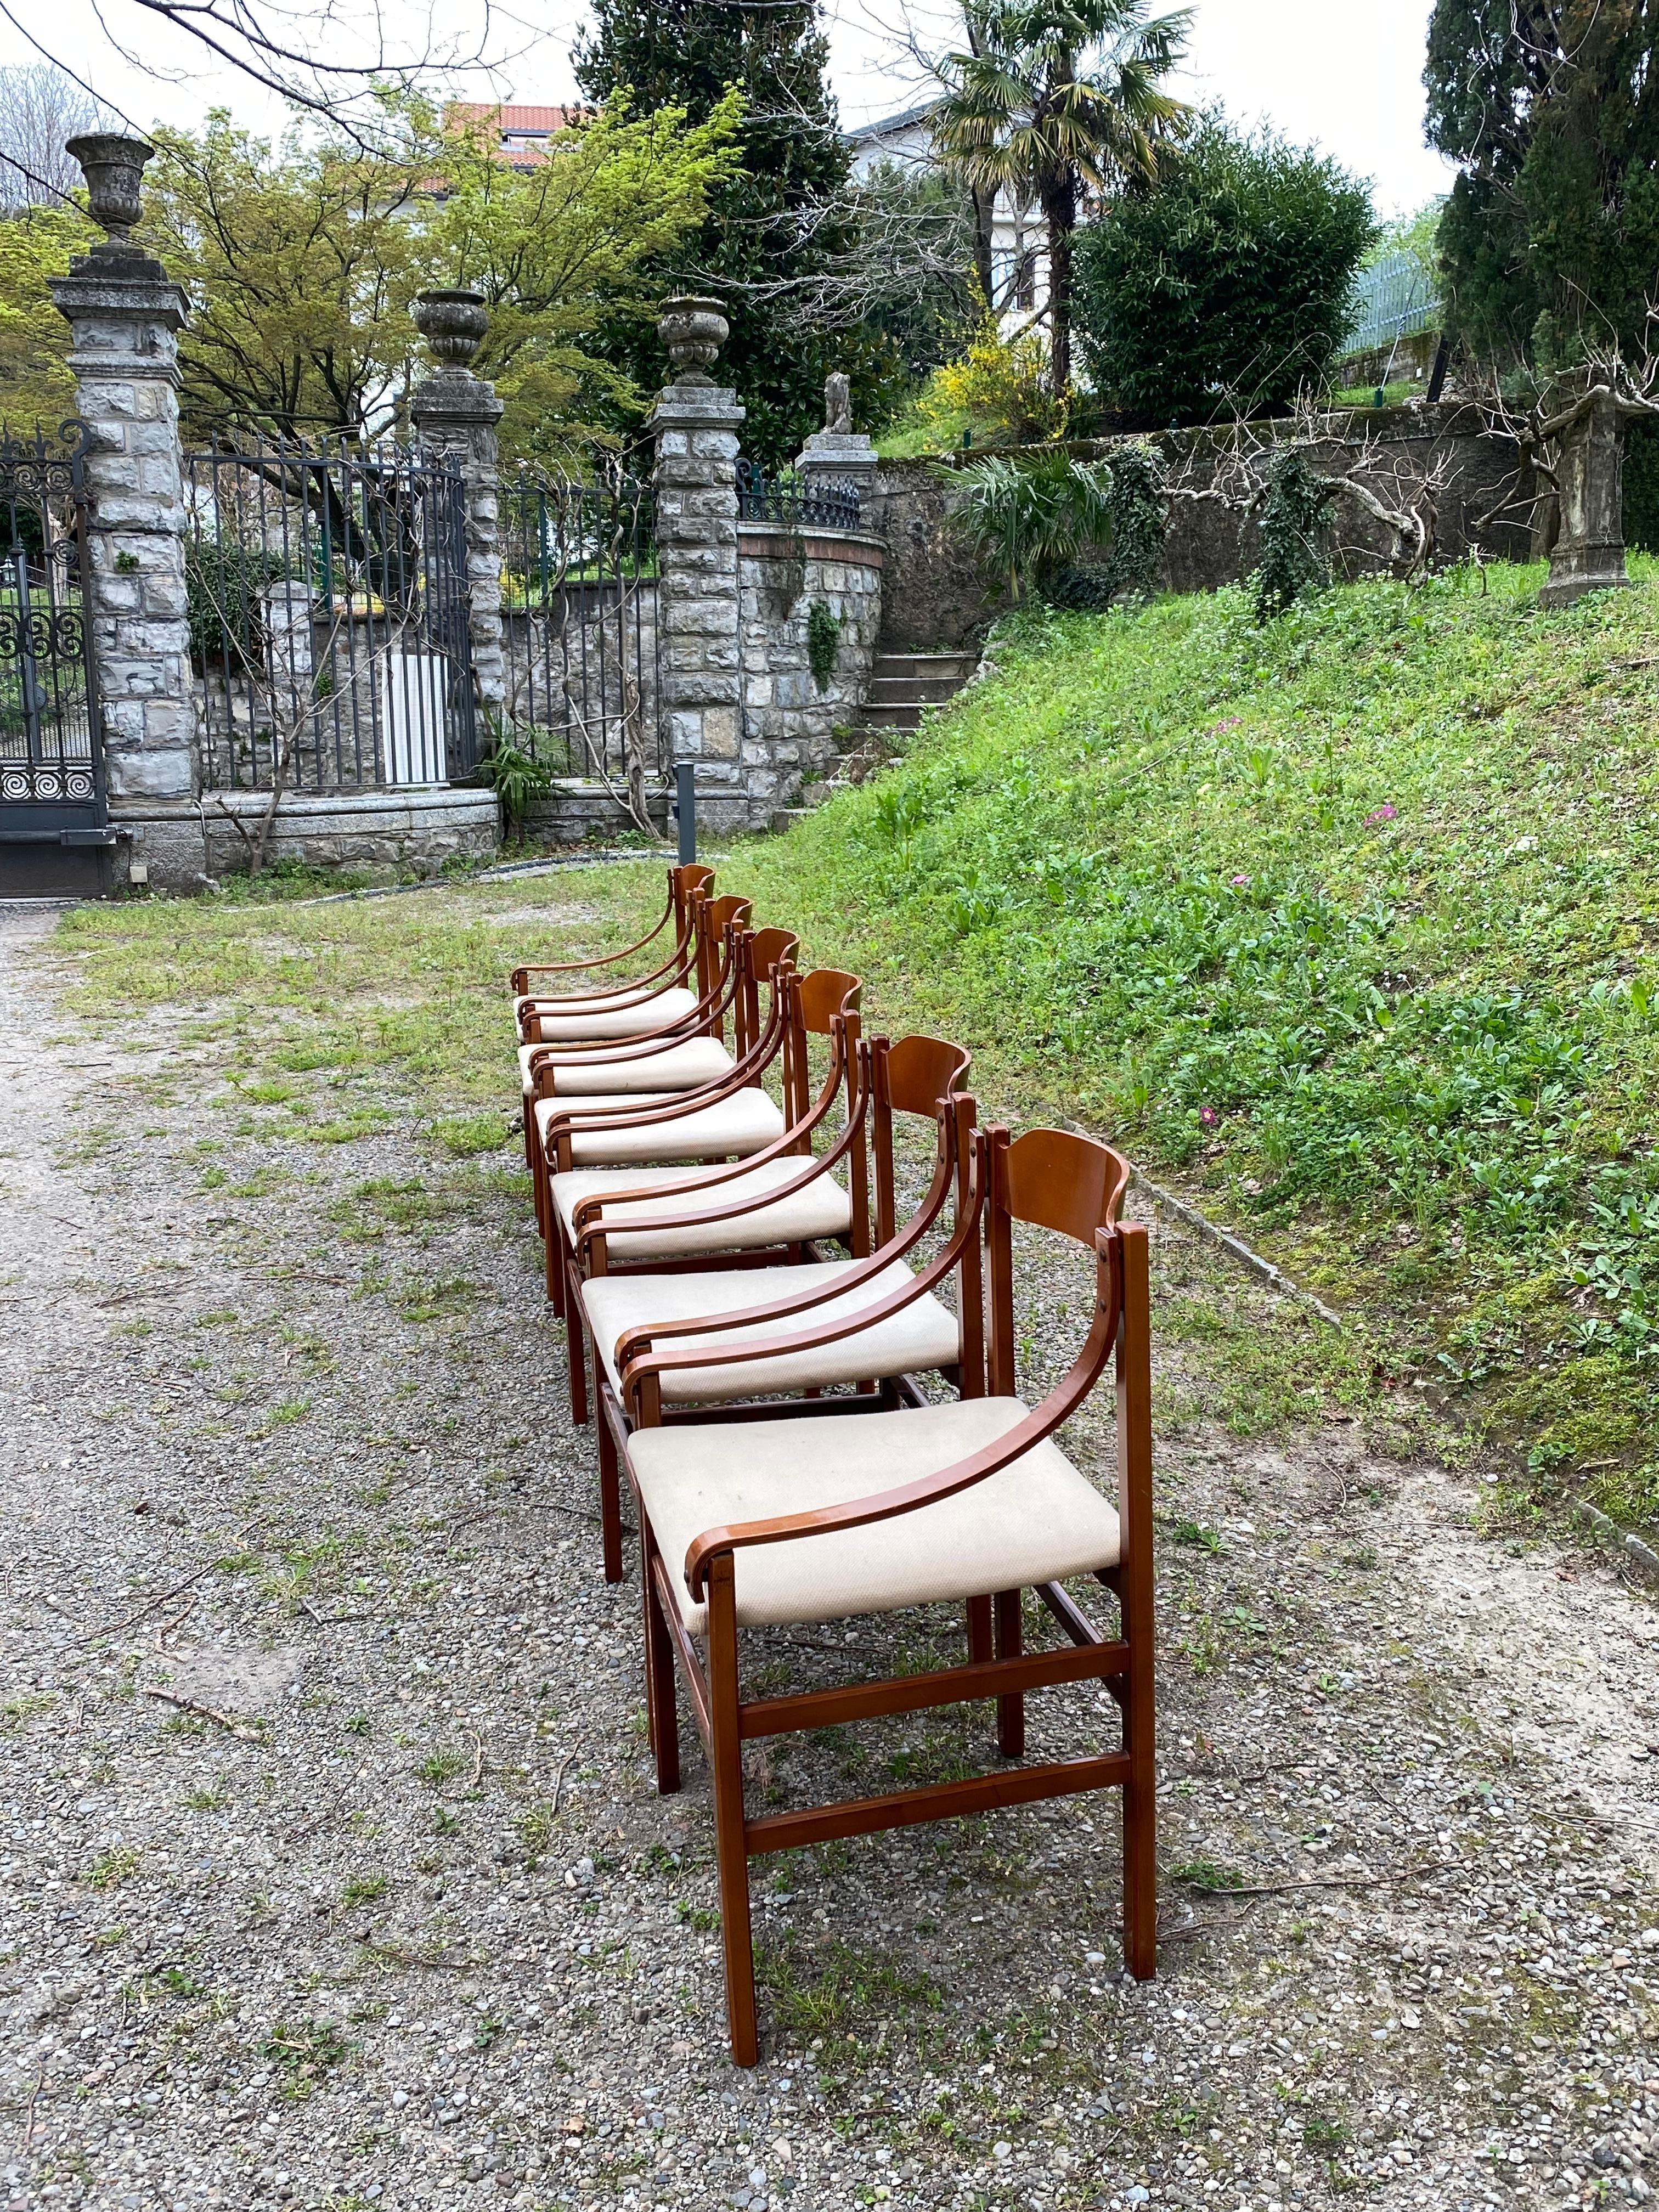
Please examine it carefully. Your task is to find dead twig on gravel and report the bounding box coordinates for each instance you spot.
[80,1564,217,1643]
[1177,1862,1441,1898]
[19,2063,42,2147]
[551,1747,578,1818]
[467,1733,486,1791]
[141,1686,265,1740]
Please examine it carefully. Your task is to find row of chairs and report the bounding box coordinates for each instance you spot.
[509,864,1157,2065]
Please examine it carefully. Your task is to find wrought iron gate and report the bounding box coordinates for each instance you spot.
[183,433,478,792]
[0,421,111,895]
[499,464,664,823]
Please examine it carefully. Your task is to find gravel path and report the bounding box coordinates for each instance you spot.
[3,889,1657,2212]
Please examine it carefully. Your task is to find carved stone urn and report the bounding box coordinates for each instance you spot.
[414,290,490,371]
[65,134,156,246]
[657,295,729,385]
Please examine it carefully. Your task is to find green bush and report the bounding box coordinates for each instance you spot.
[1043,441,1167,611]
[184,540,298,672]
[806,600,842,691]
[1074,116,1376,426]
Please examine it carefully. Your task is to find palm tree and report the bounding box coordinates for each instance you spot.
[934,0,1191,400]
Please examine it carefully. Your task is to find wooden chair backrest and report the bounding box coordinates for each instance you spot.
[671,864,716,942]
[883,1035,971,1120]
[780,969,862,1149]
[1001,1128,1132,1244]
[988,1127,1132,1397]
[696,894,753,1011]
[735,927,800,1058]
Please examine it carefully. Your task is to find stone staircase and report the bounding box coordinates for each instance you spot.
[778,648,979,828]
[854,649,978,738]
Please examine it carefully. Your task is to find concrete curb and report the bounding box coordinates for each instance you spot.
[1571,1501,1659,1586]
[1043,1109,1344,1329]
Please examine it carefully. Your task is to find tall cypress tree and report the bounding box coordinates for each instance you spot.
[575,0,872,462]
[1424,0,1659,370]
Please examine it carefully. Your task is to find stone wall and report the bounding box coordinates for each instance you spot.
[864,465,1008,654]
[737,524,884,825]
[868,402,1533,650]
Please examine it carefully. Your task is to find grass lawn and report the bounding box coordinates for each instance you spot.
[57,556,1659,1530]
[731,560,1659,1530]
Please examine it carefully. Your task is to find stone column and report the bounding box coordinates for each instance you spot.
[650,296,748,833]
[49,135,198,847]
[410,291,506,720]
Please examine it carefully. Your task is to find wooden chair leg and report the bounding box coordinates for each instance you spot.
[596,1396,623,1584]
[565,1259,590,1427]
[1124,1699,1159,1982]
[994,1589,1024,1758]
[707,1555,758,2067]
[544,1186,563,1314]
[641,1524,680,1794]
[526,1110,543,1235]
[966,1595,993,1664]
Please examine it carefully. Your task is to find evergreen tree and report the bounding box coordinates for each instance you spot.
[1424,0,1659,371]
[574,0,881,461]
[1424,1,1659,599]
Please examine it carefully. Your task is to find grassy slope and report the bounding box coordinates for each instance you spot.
[733,561,1659,1526]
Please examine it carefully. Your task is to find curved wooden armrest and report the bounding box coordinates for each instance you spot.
[608,1130,957,1374]
[682,1232,1125,1599]
[515,935,696,1020]
[522,940,735,1049]
[517,896,751,1041]
[620,1155,981,1417]
[527,960,744,1070]
[568,1023,859,1250]
[562,997,844,1212]
[509,904,674,995]
[543,988,793,1154]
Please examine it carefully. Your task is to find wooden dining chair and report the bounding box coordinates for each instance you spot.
[515,895,754,1195]
[509,861,713,1014]
[568,1039,978,1587]
[524,919,796,1244]
[591,1036,980,1437]
[516,890,748,1046]
[542,966,862,1578]
[623,1125,1154,2066]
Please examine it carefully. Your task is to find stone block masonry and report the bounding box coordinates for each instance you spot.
[650,379,751,834]
[49,247,199,822]
[737,526,884,823]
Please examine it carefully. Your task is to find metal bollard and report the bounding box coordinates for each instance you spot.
[674,761,697,865]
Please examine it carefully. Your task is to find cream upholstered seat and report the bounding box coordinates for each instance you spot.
[629,1396,1121,1634]
[520,986,701,1042]
[583,1257,961,1406]
[518,1036,733,1099]
[534,1089,785,1168]
[550,1156,854,1262]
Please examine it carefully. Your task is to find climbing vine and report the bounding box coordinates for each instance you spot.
[806,599,842,691]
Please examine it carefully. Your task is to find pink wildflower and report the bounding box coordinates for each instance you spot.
[1365,802,1398,825]
[1212,716,1244,732]
[1229,872,1251,887]
[1198,1105,1218,1129]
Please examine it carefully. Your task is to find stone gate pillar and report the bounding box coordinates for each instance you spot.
[410,291,506,722]
[50,134,198,879]
[650,296,747,834]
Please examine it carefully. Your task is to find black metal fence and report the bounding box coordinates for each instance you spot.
[182,434,477,793]
[0,421,103,822]
[736,459,861,531]
[499,465,664,810]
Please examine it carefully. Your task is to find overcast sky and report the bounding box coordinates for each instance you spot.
[3,0,1453,219]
